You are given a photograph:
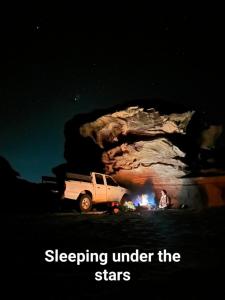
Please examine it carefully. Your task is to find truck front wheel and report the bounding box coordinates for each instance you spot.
[120,195,130,206]
[79,194,92,212]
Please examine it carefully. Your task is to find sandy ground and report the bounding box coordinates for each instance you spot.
[2,207,225,299]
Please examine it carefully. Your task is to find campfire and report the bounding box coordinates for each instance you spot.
[134,193,157,210]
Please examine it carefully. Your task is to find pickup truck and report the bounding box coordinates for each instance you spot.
[63,172,130,212]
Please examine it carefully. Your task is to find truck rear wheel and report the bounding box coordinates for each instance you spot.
[79,194,92,212]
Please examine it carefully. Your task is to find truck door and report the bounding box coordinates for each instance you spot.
[94,173,107,202]
[106,176,119,202]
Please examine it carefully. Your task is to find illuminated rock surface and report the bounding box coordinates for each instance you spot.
[64,101,225,208]
[80,107,194,178]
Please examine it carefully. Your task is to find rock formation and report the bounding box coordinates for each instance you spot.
[63,100,225,208]
[80,107,194,148]
[79,106,194,178]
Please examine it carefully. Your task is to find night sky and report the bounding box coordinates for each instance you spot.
[1,12,225,181]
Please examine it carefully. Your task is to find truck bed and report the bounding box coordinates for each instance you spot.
[64,180,94,200]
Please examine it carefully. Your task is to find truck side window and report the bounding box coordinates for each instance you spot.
[95,174,104,185]
[106,176,118,186]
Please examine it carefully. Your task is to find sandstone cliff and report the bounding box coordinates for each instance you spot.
[63,100,225,208]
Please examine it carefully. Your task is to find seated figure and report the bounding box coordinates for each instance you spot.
[159,190,169,209]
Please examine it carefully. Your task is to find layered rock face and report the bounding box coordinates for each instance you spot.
[80,107,194,179]
[78,106,198,206]
[64,103,225,208]
[80,107,194,147]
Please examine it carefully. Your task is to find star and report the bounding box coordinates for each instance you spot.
[74,95,80,102]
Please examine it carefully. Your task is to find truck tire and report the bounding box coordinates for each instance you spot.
[79,194,92,212]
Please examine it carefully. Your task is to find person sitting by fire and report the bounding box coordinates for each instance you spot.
[158,190,170,209]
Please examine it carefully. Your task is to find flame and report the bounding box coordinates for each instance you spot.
[141,194,149,206]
